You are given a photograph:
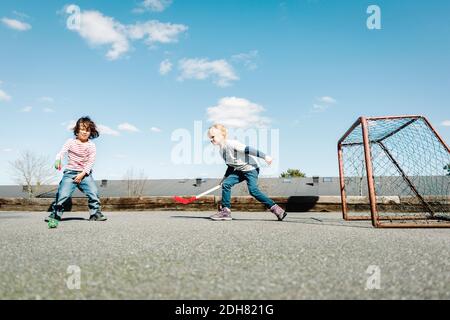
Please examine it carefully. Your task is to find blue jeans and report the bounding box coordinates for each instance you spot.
[52,170,101,218]
[221,169,275,209]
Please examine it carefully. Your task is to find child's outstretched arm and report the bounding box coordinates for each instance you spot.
[227,140,272,166]
[54,140,71,170]
[245,146,273,165]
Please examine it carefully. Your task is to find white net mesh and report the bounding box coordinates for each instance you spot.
[340,117,450,224]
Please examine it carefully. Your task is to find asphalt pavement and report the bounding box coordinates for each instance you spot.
[0,211,449,299]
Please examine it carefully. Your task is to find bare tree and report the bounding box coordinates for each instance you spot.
[124,168,149,197]
[9,151,57,198]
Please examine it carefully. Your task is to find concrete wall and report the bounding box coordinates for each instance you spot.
[1,196,448,213]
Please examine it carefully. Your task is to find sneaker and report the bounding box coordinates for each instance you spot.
[89,212,107,221]
[210,207,232,221]
[44,213,61,222]
[270,204,287,221]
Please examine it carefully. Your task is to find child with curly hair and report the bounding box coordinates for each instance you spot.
[45,116,107,224]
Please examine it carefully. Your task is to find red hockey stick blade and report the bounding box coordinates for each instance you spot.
[173,196,197,205]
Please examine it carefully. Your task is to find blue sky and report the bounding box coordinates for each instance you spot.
[1,0,449,185]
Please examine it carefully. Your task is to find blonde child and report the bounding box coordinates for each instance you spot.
[208,124,286,221]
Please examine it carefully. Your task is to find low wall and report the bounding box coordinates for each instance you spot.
[1,196,448,212]
[0,196,335,212]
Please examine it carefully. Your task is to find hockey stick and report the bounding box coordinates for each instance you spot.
[174,185,221,205]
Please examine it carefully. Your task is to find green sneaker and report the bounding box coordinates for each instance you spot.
[45,213,61,223]
[48,218,59,229]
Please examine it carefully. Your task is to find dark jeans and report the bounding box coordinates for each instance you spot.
[52,170,101,218]
[221,169,275,209]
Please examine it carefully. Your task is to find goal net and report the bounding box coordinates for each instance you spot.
[338,116,450,228]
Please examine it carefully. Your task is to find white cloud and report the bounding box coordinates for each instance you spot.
[21,106,32,112]
[65,7,187,60]
[159,59,172,75]
[43,108,54,113]
[231,50,259,70]
[12,11,29,19]
[118,122,140,132]
[0,89,12,101]
[134,0,173,13]
[178,58,239,87]
[206,97,271,129]
[317,96,337,104]
[442,120,450,127]
[2,148,13,152]
[1,18,31,31]
[69,10,129,61]
[309,96,337,113]
[39,96,54,103]
[127,21,188,44]
[64,120,77,131]
[150,127,162,132]
[312,104,328,113]
[98,124,120,136]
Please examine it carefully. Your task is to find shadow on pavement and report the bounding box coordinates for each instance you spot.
[171,215,372,228]
[285,196,320,212]
[60,217,88,221]
[171,215,275,222]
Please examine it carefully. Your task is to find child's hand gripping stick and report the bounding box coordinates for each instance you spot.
[54,159,62,171]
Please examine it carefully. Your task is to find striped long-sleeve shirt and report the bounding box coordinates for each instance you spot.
[55,138,96,175]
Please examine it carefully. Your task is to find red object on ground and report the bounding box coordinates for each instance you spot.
[173,196,197,205]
